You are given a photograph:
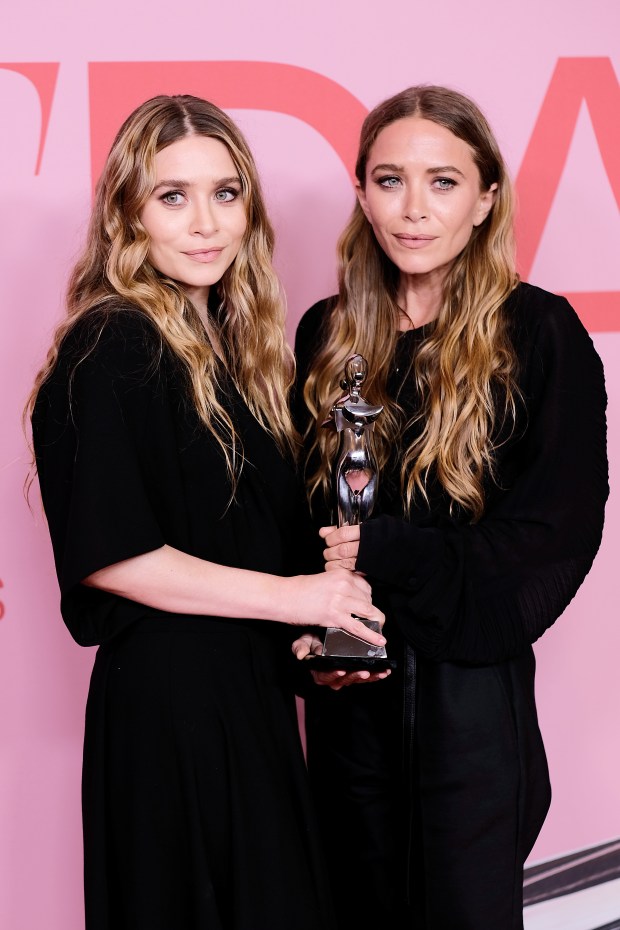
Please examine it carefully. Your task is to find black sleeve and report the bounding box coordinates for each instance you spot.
[356,295,609,664]
[33,312,167,600]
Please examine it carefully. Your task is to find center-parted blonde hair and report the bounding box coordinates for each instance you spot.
[303,86,520,521]
[27,94,296,484]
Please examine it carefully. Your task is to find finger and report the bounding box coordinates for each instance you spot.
[291,632,314,660]
[327,678,354,691]
[324,557,356,572]
[321,525,361,547]
[330,669,392,687]
[356,669,392,683]
[291,633,323,659]
[314,610,385,642]
[329,670,378,689]
[311,670,347,686]
[342,615,386,644]
[323,540,359,562]
[292,641,312,659]
[347,600,386,630]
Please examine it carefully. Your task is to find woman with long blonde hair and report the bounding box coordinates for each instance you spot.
[293,86,608,929]
[28,94,385,930]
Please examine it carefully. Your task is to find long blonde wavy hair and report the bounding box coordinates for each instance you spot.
[304,86,520,521]
[27,94,296,485]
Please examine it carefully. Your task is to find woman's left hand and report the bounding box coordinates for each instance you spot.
[292,632,324,660]
[319,524,360,572]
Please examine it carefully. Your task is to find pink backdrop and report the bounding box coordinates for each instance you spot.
[1,3,618,927]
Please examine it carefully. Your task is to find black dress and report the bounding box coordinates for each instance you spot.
[32,308,336,930]
[293,283,608,930]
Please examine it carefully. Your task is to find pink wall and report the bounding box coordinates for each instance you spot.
[1,3,618,926]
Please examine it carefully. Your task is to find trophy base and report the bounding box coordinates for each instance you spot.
[307,654,397,671]
[307,623,396,671]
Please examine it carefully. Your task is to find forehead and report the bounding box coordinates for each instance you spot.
[368,117,478,171]
[153,135,238,179]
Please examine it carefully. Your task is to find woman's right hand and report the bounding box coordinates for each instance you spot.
[280,569,386,647]
[292,632,392,689]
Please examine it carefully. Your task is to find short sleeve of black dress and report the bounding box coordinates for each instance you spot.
[33,310,168,644]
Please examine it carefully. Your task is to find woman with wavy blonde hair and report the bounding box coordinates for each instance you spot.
[293,86,608,929]
[28,94,385,930]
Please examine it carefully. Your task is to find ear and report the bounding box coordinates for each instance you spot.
[473,182,498,227]
[356,183,372,222]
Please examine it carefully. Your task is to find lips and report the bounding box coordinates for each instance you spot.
[394,235,437,249]
[183,248,225,263]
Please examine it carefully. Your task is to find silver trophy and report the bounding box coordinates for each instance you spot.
[314,355,395,670]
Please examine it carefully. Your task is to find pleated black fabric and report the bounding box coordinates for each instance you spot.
[33,307,336,930]
[293,282,609,930]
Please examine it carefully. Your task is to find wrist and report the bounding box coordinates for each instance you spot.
[259,574,297,625]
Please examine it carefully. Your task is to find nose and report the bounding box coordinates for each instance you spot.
[190,196,218,236]
[403,182,428,222]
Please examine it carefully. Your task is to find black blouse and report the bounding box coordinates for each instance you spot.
[294,282,609,665]
[33,307,303,646]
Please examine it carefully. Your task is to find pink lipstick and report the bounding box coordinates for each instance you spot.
[183,248,224,263]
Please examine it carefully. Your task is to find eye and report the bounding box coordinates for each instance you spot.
[214,187,240,202]
[159,190,185,206]
[376,176,401,189]
[433,177,457,191]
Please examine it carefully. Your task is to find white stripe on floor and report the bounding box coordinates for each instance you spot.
[524,877,620,930]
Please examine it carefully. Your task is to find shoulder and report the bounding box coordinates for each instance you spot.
[35,306,170,430]
[46,304,171,399]
[34,307,173,447]
[505,282,605,399]
[505,282,592,349]
[505,282,600,367]
[61,304,163,370]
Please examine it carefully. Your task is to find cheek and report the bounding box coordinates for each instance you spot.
[145,241,170,277]
[228,218,248,257]
[141,208,181,249]
[438,201,478,239]
[233,211,248,241]
[365,195,392,228]
[364,210,392,245]
[144,223,178,275]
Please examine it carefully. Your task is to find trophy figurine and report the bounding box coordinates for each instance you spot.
[312,354,396,671]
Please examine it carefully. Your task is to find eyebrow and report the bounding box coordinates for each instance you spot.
[152,175,242,191]
[370,163,466,179]
[429,165,466,178]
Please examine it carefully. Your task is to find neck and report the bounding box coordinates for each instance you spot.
[184,285,225,361]
[184,284,211,327]
[397,271,444,330]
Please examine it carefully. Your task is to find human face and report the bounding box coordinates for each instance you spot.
[357,117,496,290]
[140,135,247,309]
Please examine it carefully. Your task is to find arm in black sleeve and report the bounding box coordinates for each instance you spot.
[356,293,609,664]
[33,311,168,643]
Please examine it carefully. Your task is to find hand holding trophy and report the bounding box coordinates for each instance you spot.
[310,354,396,671]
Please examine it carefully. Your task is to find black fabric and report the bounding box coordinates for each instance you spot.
[33,307,335,930]
[294,282,608,930]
